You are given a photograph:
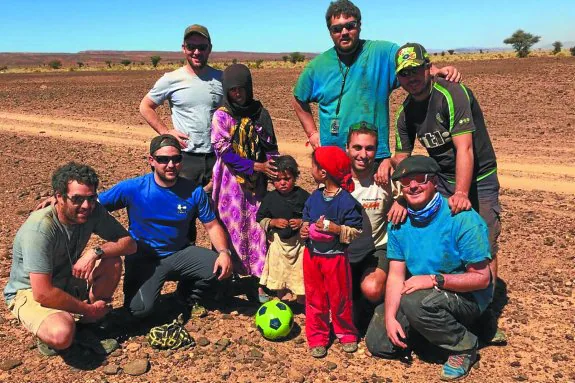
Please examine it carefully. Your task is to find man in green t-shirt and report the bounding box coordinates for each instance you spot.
[4,162,136,355]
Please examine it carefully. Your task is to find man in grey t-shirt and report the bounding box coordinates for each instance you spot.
[139,24,223,190]
[4,162,136,354]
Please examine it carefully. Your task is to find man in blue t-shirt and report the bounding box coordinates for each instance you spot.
[98,135,232,318]
[365,156,492,382]
[292,0,460,182]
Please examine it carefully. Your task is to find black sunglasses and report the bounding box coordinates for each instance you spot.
[329,20,358,34]
[65,194,98,205]
[154,155,183,164]
[185,43,209,52]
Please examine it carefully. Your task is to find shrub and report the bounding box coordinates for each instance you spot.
[121,59,131,66]
[105,60,112,68]
[0,65,7,71]
[77,61,84,68]
[255,59,264,69]
[504,29,541,58]
[282,55,289,62]
[552,41,562,55]
[441,51,445,57]
[448,49,455,55]
[289,52,305,64]
[570,46,575,56]
[150,56,161,68]
[232,58,238,64]
[48,60,62,69]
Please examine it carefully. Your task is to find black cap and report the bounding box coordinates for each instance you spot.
[150,134,181,155]
[391,155,440,181]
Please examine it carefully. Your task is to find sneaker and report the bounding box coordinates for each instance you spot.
[490,328,507,345]
[342,342,358,353]
[440,349,477,381]
[36,338,58,357]
[190,301,208,318]
[310,346,327,358]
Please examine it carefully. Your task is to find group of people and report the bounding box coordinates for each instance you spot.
[4,0,503,381]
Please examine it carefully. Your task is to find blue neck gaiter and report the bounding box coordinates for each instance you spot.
[408,192,443,225]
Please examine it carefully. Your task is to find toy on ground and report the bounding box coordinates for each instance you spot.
[255,300,294,340]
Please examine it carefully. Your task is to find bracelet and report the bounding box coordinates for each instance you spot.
[454,190,468,196]
[307,131,319,139]
[323,219,331,232]
[217,249,231,256]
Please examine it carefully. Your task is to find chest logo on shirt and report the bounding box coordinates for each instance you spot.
[177,204,188,214]
[418,131,452,149]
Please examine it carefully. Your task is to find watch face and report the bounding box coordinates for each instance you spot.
[436,274,445,287]
[94,247,104,257]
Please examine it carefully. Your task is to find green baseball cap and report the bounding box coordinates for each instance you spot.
[183,24,211,42]
[395,43,430,74]
[150,134,181,155]
[391,155,440,181]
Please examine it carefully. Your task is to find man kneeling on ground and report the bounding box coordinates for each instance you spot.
[4,162,137,355]
[365,156,492,381]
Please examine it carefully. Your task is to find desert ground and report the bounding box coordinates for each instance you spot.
[0,56,574,383]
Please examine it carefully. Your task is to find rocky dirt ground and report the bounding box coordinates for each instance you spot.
[0,57,574,383]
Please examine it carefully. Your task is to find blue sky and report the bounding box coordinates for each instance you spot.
[1,0,574,53]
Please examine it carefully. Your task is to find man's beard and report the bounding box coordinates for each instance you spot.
[187,56,207,70]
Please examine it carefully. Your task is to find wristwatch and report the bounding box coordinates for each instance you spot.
[218,249,232,256]
[93,246,105,260]
[434,274,445,289]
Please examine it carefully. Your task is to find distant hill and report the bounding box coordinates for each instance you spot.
[0,50,319,67]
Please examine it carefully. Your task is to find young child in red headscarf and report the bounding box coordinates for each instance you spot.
[301,146,363,358]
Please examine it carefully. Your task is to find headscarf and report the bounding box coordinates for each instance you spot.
[313,146,355,193]
[218,64,278,189]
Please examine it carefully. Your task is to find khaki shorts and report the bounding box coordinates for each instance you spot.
[8,288,83,335]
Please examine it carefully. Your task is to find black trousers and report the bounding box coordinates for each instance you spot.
[365,288,480,357]
[123,246,219,318]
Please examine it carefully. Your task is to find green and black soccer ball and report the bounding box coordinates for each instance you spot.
[255,300,294,340]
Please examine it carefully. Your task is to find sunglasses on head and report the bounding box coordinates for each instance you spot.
[65,194,98,205]
[329,20,358,34]
[398,173,432,187]
[398,65,425,78]
[185,43,209,52]
[154,155,183,164]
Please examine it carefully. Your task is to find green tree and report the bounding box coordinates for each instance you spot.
[48,60,62,69]
[77,61,84,68]
[232,58,238,64]
[570,46,575,56]
[552,41,563,55]
[503,29,541,58]
[105,60,112,68]
[289,52,305,64]
[150,56,162,68]
[282,55,289,63]
[121,59,132,66]
[441,51,445,57]
[448,49,455,55]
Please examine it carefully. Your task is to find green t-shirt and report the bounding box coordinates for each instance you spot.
[4,204,129,304]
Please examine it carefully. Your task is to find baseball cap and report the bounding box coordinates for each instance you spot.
[183,24,211,42]
[150,134,181,155]
[391,155,440,181]
[395,43,430,74]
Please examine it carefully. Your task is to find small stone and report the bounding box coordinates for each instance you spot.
[110,349,122,357]
[126,342,141,352]
[215,338,231,351]
[326,361,337,370]
[102,364,120,375]
[565,281,573,287]
[249,348,264,359]
[231,310,239,316]
[170,376,179,382]
[565,334,574,341]
[222,314,233,320]
[198,337,210,347]
[123,359,149,376]
[0,359,22,371]
[510,361,521,367]
[293,337,305,344]
[513,375,528,381]
[221,370,231,379]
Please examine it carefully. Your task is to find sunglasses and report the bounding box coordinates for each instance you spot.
[350,121,376,131]
[185,43,209,52]
[65,194,98,205]
[154,155,183,164]
[398,173,432,188]
[329,20,358,34]
[397,65,425,78]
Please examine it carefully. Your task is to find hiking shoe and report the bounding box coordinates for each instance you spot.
[440,349,477,381]
[310,346,327,358]
[190,301,208,318]
[342,342,358,353]
[490,328,507,345]
[36,338,58,357]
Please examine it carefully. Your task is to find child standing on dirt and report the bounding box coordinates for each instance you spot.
[300,146,363,358]
[257,155,310,303]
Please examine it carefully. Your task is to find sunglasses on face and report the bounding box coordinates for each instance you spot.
[184,43,209,52]
[329,20,358,34]
[154,155,183,164]
[398,65,425,78]
[398,173,432,188]
[65,194,98,205]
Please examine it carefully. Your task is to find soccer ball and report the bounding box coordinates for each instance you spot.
[255,300,294,340]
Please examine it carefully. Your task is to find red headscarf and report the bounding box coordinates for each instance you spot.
[313,146,355,193]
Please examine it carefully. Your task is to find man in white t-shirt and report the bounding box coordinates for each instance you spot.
[346,122,406,314]
[139,24,223,191]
